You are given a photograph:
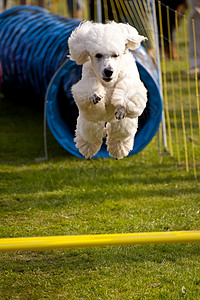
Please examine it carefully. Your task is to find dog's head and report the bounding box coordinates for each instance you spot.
[68,21,146,84]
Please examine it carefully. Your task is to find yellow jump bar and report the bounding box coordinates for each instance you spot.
[0,231,200,252]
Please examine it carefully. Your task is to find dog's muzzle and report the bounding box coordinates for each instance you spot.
[103,68,113,82]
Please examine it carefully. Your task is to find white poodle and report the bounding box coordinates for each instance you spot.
[68,21,147,159]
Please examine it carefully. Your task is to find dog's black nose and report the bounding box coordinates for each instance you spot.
[104,68,113,77]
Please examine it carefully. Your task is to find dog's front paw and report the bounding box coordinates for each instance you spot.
[115,107,126,120]
[90,93,102,104]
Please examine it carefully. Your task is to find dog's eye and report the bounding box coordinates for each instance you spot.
[95,53,103,59]
[112,54,119,58]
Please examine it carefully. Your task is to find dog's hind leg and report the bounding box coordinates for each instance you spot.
[74,115,105,159]
[106,118,138,159]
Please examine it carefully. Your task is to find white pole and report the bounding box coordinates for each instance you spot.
[97,0,102,23]
[152,0,168,151]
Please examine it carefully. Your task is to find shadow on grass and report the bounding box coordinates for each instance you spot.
[1,242,200,270]
[1,156,199,213]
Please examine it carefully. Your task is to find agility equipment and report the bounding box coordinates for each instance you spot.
[0,231,200,252]
[0,5,162,158]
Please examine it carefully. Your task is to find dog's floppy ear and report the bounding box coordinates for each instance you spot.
[68,21,92,65]
[118,23,147,50]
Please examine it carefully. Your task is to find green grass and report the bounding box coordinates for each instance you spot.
[0,92,200,299]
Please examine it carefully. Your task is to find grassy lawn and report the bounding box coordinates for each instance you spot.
[0,90,200,299]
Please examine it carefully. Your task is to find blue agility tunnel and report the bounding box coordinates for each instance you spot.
[0,5,162,158]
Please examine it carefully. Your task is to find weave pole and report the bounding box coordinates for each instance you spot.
[0,231,200,252]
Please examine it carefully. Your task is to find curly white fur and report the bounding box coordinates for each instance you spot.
[68,21,148,159]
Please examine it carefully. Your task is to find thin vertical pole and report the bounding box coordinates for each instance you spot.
[152,0,168,152]
[97,0,102,22]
